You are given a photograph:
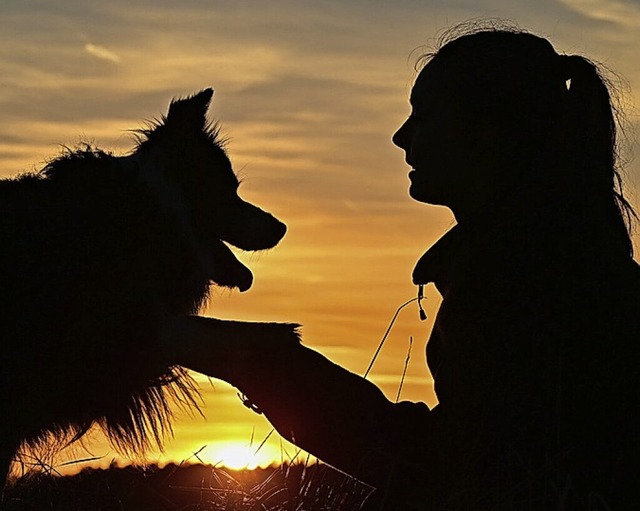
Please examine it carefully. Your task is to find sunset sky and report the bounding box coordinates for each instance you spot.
[2,0,639,472]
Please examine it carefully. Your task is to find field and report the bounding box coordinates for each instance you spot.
[2,462,374,511]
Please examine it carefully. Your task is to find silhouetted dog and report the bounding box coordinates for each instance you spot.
[0,89,287,485]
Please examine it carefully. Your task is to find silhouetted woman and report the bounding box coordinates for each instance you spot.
[166,25,640,510]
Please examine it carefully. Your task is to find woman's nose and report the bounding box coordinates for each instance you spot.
[392,120,409,149]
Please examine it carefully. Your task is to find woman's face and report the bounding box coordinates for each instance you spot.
[392,61,502,216]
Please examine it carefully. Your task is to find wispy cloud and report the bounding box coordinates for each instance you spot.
[558,0,640,29]
[84,43,120,63]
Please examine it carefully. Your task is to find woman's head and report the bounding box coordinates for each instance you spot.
[393,23,635,253]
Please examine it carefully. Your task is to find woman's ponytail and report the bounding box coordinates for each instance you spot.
[556,54,635,255]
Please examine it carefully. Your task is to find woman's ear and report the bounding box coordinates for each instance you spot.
[470,120,505,168]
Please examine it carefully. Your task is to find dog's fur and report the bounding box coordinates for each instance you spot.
[0,89,287,484]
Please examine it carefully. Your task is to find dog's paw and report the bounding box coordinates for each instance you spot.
[260,322,302,346]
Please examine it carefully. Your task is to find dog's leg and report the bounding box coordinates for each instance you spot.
[159,316,301,381]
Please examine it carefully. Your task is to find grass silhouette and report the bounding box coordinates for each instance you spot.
[2,461,373,510]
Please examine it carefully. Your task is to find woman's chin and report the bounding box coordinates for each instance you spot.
[409,185,431,203]
[409,179,446,206]
[409,174,431,201]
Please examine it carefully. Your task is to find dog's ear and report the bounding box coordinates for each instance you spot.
[165,88,214,129]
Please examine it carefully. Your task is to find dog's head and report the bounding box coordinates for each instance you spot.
[139,89,286,292]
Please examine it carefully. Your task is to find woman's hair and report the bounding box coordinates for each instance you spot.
[417,21,636,256]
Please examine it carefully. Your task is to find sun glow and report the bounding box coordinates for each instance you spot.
[215,444,257,470]
[211,442,280,470]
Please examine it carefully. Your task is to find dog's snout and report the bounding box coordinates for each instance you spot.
[221,201,287,251]
[273,217,287,242]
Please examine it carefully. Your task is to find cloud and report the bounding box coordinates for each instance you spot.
[557,0,640,28]
[84,43,120,63]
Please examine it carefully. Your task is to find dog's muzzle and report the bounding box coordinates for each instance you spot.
[211,203,287,292]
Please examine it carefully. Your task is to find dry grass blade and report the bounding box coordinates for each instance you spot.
[395,336,413,403]
[364,297,417,379]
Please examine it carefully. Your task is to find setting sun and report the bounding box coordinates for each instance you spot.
[215,444,255,470]
[208,441,283,470]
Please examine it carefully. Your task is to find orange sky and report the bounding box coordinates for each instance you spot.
[2,0,640,472]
